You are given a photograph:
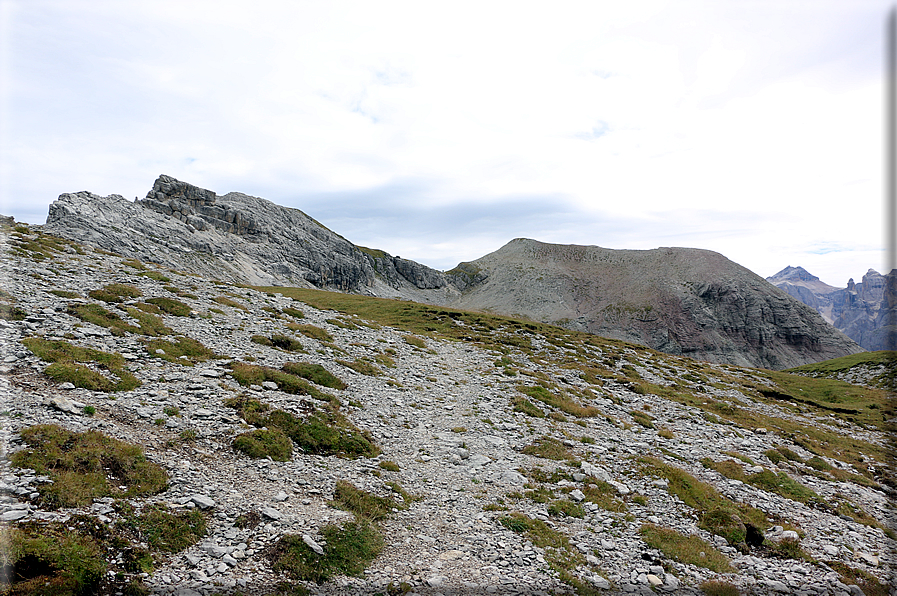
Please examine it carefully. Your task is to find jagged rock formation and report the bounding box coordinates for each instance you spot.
[43,176,863,369]
[767,267,897,351]
[44,175,459,304]
[450,239,862,370]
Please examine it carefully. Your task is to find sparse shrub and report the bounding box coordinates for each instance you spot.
[83,405,96,416]
[179,428,198,442]
[5,523,107,594]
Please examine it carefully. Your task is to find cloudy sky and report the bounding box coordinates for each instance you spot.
[1,1,892,286]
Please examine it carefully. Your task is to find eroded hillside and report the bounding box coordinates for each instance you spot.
[1,222,894,596]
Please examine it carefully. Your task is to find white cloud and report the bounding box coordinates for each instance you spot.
[0,0,890,285]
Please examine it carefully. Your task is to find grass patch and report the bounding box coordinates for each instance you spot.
[330,480,403,521]
[638,523,734,572]
[403,334,427,349]
[88,283,142,303]
[580,480,628,513]
[67,303,138,335]
[378,460,400,472]
[145,336,222,365]
[282,306,305,319]
[124,504,207,553]
[212,295,249,311]
[10,424,168,508]
[521,436,573,460]
[630,409,655,428]
[337,358,382,377]
[826,561,890,596]
[290,324,334,343]
[0,304,28,320]
[657,427,675,439]
[270,521,384,583]
[23,337,141,392]
[512,395,545,418]
[139,270,170,282]
[700,580,740,596]
[702,458,824,506]
[282,362,347,389]
[4,522,107,595]
[229,363,334,401]
[49,289,80,298]
[144,297,191,316]
[233,428,293,461]
[517,384,601,418]
[225,395,379,458]
[547,499,585,518]
[251,333,307,353]
[639,456,778,547]
[785,350,897,391]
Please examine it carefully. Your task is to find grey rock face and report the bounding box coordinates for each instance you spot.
[768,266,897,351]
[452,239,862,369]
[45,175,458,303]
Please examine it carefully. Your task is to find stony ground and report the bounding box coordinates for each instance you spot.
[0,225,894,596]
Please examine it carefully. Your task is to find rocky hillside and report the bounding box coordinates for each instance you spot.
[43,176,862,371]
[767,267,897,352]
[450,240,862,370]
[44,175,460,305]
[1,221,894,596]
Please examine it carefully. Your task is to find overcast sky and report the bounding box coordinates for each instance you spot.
[1,1,892,286]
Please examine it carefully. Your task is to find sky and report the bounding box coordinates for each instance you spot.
[1,1,893,287]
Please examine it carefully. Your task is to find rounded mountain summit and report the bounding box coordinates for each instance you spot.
[43,175,861,370]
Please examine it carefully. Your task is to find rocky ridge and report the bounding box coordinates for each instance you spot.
[1,222,894,596]
[44,176,863,371]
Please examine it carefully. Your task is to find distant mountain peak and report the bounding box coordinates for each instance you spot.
[768,265,819,283]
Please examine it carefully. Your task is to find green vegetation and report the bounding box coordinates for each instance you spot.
[139,270,170,282]
[517,384,601,418]
[638,524,734,572]
[9,226,84,261]
[49,289,80,298]
[282,306,305,319]
[700,580,741,596]
[212,295,249,310]
[229,362,334,401]
[23,337,141,392]
[281,362,347,389]
[123,504,207,553]
[270,521,384,583]
[145,336,222,364]
[88,283,142,303]
[378,460,400,472]
[291,323,334,343]
[225,395,379,458]
[579,480,628,513]
[512,395,546,417]
[66,303,171,336]
[330,480,404,521]
[521,436,573,460]
[403,334,427,349]
[630,409,655,428]
[701,458,823,506]
[10,424,168,508]
[4,522,107,595]
[233,428,293,461]
[547,499,585,518]
[251,333,307,352]
[337,357,382,376]
[145,296,192,316]
[640,456,781,547]
[785,350,897,391]
[826,561,891,596]
[0,304,28,320]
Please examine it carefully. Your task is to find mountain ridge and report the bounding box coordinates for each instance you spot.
[40,175,862,370]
